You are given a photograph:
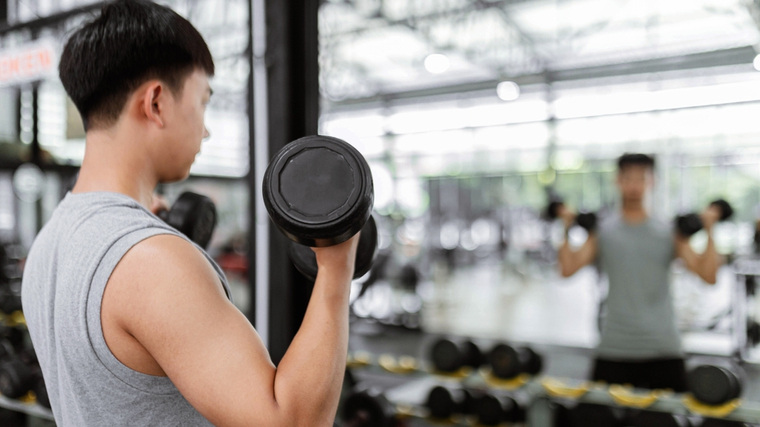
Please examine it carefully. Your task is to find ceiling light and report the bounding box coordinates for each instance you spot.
[754,54,760,72]
[497,81,521,101]
[424,54,450,74]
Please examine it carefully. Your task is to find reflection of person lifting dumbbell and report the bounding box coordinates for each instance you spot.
[263,135,378,281]
[557,153,725,393]
[675,199,734,238]
[545,199,598,233]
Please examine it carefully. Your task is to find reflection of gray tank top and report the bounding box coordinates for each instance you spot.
[596,214,682,360]
[22,192,230,426]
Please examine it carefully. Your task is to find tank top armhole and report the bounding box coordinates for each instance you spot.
[85,226,184,395]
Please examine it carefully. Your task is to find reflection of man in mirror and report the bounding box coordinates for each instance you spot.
[557,154,722,391]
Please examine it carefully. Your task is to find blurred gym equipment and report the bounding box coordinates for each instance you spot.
[428,338,484,374]
[156,192,217,249]
[339,389,398,427]
[675,199,734,238]
[424,385,477,419]
[488,343,543,379]
[688,363,745,406]
[474,393,526,426]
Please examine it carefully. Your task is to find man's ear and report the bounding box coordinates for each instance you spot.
[139,82,166,128]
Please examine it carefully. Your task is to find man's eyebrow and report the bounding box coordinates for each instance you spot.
[207,87,213,97]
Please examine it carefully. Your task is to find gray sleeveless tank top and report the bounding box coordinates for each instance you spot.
[21,191,230,426]
[596,214,682,360]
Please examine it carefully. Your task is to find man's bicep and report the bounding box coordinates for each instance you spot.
[115,236,279,427]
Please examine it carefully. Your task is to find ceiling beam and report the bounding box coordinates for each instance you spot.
[323,45,757,111]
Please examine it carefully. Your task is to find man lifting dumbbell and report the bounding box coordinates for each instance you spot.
[557,153,724,391]
[22,1,358,426]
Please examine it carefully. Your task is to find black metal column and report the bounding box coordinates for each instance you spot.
[0,0,7,25]
[264,0,320,364]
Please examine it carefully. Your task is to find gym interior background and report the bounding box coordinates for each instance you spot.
[1,0,760,426]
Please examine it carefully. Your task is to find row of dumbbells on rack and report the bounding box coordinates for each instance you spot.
[335,338,753,427]
[0,326,48,409]
[339,389,754,427]
[0,243,49,409]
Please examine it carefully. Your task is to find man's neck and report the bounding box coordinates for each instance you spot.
[71,127,157,210]
[621,200,648,224]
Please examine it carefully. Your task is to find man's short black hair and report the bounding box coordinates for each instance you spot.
[59,0,214,130]
[617,153,655,172]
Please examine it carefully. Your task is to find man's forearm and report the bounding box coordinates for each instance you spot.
[698,234,721,284]
[272,269,350,426]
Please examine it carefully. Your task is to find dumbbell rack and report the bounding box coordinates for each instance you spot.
[0,394,53,421]
[0,312,54,421]
[348,353,760,425]
[732,257,760,362]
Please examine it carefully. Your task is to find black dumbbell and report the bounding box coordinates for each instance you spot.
[0,339,13,360]
[688,364,744,406]
[566,403,620,427]
[746,276,756,296]
[545,199,598,232]
[424,386,477,420]
[157,192,217,249]
[428,338,484,373]
[0,279,22,315]
[34,377,49,409]
[474,393,525,426]
[0,347,41,399]
[625,410,680,427]
[748,320,760,348]
[487,343,543,379]
[263,136,378,281]
[340,390,396,427]
[700,418,747,427]
[676,199,734,237]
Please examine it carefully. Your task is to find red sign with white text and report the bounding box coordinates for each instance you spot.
[0,41,59,87]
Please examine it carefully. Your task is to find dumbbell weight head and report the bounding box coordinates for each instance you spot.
[488,343,543,379]
[711,199,734,221]
[341,390,395,427]
[748,320,760,348]
[688,364,744,406]
[425,386,476,419]
[35,377,50,409]
[575,212,598,233]
[263,135,374,248]
[0,357,37,399]
[475,394,524,426]
[625,410,680,427]
[523,346,544,376]
[287,215,378,281]
[429,338,484,373]
[676,199,735,238]
[566,403,620,427]
[546,200,565,220]
[700,418,747,427]
[676,214,703,238]
[0,280,22,315]
[0,339,13,360]
[158,192,217,249]
[0,326,24,352]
